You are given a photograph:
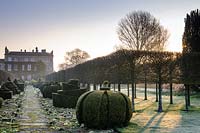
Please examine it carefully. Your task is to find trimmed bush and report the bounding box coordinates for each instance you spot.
[13,79,25,92]
[52,79,88,108]
[39,82,61,98]
[62,79,80,91]
[76,90,132,129]
[43,84,61,98]
[0,97,3,108]
[0,91,13,99]
[1,81,20,95]
[53,89,88,108]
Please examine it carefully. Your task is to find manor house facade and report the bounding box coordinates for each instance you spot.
[0,47,53,80]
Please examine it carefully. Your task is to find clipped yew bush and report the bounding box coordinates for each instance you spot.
[1,81,20,95]
[76,90,132,129]
[0,90,13,99]
[13,79,25,92]
[53,88,88,108]
[62,79,79,91]
[43,84,61,98]
[39,82,61,98]
[52,79,88,108]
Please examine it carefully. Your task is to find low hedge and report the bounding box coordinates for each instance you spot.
[62,79,80,91]
[1,82,20,95]
[42,84,61,98]
[0,91,13,99]
[52,89,88,108]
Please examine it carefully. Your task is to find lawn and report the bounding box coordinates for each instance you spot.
[117,90,200,133]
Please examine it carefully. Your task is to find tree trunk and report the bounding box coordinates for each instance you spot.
[93,84,96,90]
[87,83,90,90]
[134,83,137,98]
[169,67,173,104]
[118,83,121,92]
[100,84,102,88]
[158,71,163,112]
[131,83,135,112]
[113,84,115,91]
[170,82,173,104]
[156,82,158,102]
[185,84,189,111]
[127,84,130,97]
[188,85,190,106]
[144,72,147,100]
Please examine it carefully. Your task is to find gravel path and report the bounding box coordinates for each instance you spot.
[18,85,54,132]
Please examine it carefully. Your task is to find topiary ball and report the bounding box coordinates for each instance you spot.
[76,90,132,129]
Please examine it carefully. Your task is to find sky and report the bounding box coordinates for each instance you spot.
[0,0,199,71]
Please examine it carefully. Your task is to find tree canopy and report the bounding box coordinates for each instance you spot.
[117,10,169,51]
[183,9,200,53]
[59,48,90,70]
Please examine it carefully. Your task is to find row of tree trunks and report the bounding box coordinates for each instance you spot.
[185,84,191,111]
[91,82,191,113]
[156,82,158,102]
[144,72,147,100]
[170,82,173,104]
[134,83,137,98]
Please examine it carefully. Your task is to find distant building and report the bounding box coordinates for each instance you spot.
[0,59,5,70]
[0,47,54,81]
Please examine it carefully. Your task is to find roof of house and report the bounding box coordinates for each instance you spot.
[6,51,53,56]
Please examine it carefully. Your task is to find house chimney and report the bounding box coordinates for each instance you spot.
[5,46,9,54]
[36,47,38,52]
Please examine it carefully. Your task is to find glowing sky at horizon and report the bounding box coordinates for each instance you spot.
[0,0,199,71]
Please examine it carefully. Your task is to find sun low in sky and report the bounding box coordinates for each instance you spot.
[0,0,199,71]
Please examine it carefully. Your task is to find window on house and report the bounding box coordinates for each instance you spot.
[31,58,35,62]
[27,75,32,80]
[8,57,12,61]
[14,58,18,62]
[22,65,25,71]
[14,64,18,71]
[27,64,31,71]
[24,58,29,62]
[7,64,12,71]
[21,75,25,80]
[34,66,37,71]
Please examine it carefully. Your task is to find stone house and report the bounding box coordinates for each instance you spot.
[0,47,53,81]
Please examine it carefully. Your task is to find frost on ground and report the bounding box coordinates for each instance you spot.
[1,85,200,133]
[118,92,200,133]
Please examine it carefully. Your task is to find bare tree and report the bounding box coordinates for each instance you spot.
[117,11,169,112]
[59,48,90,70]
[117,11,169,51]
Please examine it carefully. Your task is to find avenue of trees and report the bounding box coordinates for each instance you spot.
[117,11,169,112]
[46,9,200,112]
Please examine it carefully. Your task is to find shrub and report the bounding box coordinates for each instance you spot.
[1,81,20,95]
[53,88,88,108]
[0,97,3,108]
[76,90,132,129]
[0,91,13,99]
[62,79,80,91]
[43,84,61,98]
[13,79,25,92]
